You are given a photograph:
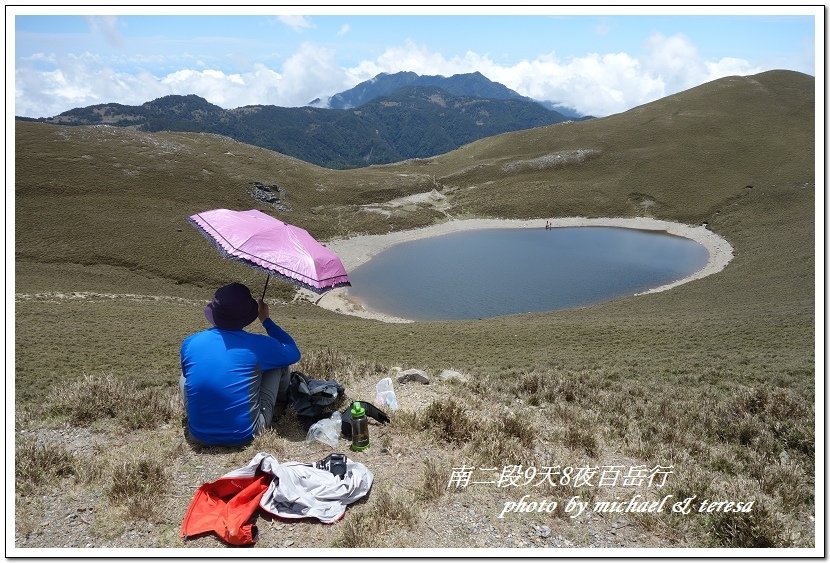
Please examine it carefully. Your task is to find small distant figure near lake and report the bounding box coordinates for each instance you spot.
[545,220,551,230]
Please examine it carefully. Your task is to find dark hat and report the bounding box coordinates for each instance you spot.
[204,282,258,330]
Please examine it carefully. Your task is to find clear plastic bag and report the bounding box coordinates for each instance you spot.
[375,377,399,410]
[306,411,342,447]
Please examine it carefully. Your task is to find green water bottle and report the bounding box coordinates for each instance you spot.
[350,401,370,452]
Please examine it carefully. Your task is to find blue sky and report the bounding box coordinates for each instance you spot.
[11,8,819,118]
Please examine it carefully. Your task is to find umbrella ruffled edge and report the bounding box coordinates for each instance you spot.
[187,216,351,294]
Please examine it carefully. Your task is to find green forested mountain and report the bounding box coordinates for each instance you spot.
[19,86,569,169]
[325,70,534,108]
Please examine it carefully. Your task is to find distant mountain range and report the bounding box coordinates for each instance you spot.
[18,71,590,169]
[320,71,532,108]
[315,70,587,120]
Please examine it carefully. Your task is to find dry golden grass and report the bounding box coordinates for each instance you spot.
[107,454,170,520]
[15,439,76,496]
[295,346,387,387]
[50,372,177,430]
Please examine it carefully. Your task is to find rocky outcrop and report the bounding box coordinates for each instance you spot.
[248,182,290,211]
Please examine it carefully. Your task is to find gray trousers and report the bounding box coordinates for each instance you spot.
[252,366,292,435]
[179,366,292,443]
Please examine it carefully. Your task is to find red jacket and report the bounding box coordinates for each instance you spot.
[180,472,271,546]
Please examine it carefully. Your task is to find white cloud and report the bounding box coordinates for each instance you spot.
[24,52,56,64]
[337,24,351,36]
[14,33,762,118]
[495,52,666,117]
[642,33,761,95]
[704,57,762,81]
[160,69,247,106]
[278,15,314,32]
[14,41,355,117]
[342,41,667,116]
[278,43,351,105]
[15,52,167,116]
[643,33,706,91]
[342,35,758,116]
[347,40,484,79]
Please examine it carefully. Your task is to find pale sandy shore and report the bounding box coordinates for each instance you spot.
[308,217,734,323]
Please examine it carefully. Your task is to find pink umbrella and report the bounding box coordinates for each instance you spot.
[189,208,350,295]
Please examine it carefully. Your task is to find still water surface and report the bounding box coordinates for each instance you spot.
[347,227,710,321]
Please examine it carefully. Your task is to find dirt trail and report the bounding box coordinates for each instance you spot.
[15,292,202,305]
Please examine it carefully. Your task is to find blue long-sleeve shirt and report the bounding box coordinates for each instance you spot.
[180,318,301,445]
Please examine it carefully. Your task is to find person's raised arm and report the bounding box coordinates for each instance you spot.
[257,299,300,364]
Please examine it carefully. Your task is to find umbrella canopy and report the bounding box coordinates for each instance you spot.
[189,208,350,293]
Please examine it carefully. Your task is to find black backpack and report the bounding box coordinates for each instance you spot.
[287,371,345,429]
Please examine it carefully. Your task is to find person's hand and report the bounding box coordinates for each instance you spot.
[258,299,270,322]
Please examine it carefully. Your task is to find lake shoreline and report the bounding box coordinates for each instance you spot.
[308,216,734,323]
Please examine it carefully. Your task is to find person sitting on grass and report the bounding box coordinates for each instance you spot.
[179,282,301,447]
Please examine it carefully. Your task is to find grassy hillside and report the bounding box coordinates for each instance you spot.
[14,70,816,550]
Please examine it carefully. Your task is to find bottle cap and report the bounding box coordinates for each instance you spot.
[351,401,366,417]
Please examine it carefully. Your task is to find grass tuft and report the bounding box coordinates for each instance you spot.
[16,439,76,495]
[296,347,387,386]
[563,426,599,458]
[416,459,446,503]
[497,412,536,449]
[107,454,169,520]
[50,372,176,430]
[247,428,290,457]
[422,398,475,444]
[333,512,375,548]
[372,486,418,527]
[332,486,418,548]
[706,504,792,548]
[514,371,589,405]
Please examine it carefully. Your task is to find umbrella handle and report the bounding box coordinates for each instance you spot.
[261,275,270,300]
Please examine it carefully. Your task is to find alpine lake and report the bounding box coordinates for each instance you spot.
[345,226,710,321]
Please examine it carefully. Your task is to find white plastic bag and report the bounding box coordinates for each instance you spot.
[375,377,399,410]
[306,411,342,447]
